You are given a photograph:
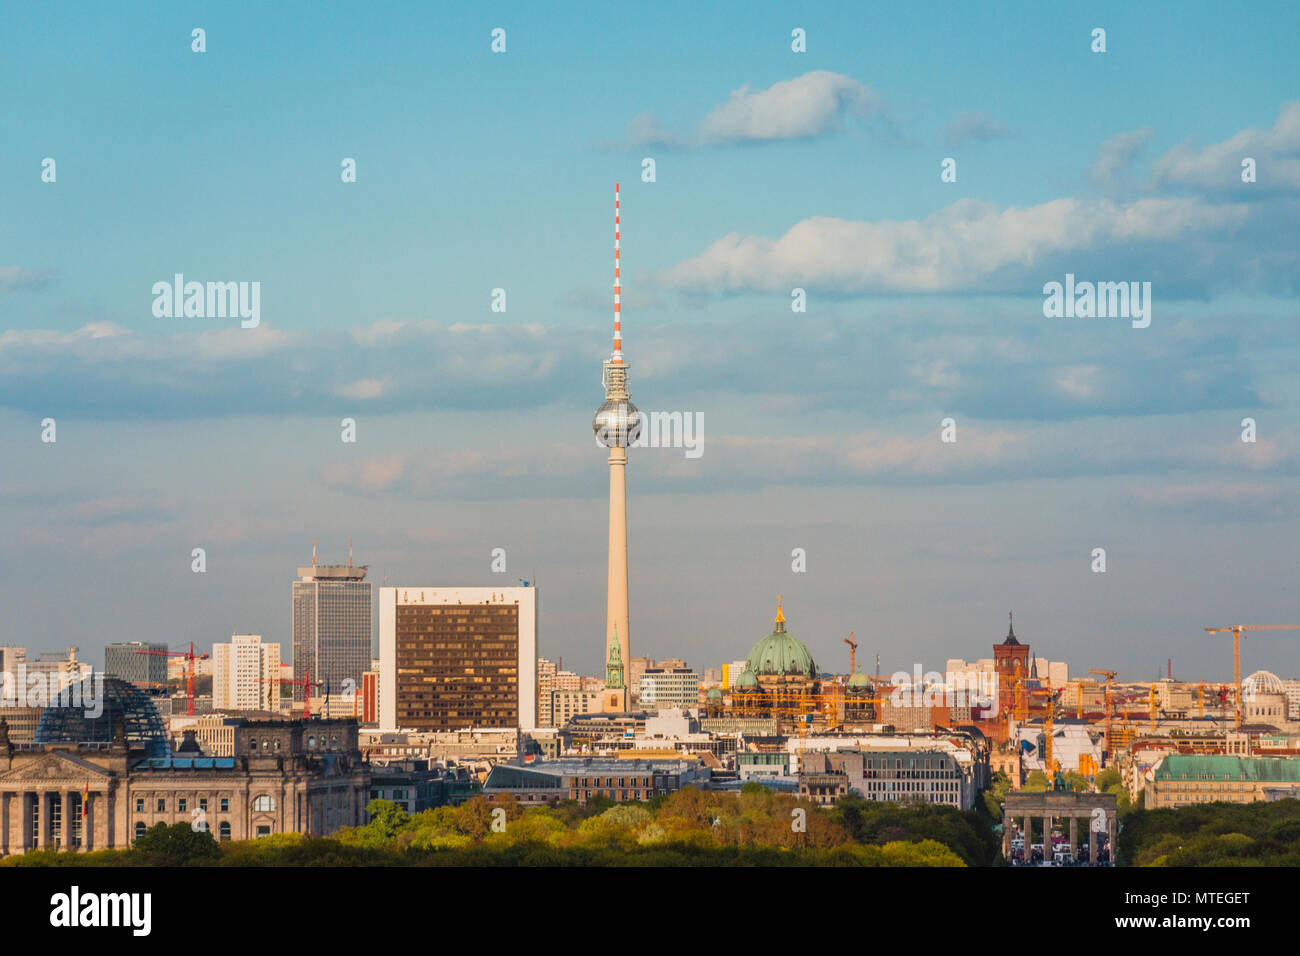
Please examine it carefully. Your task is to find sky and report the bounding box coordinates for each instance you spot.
[2,1,1298,683]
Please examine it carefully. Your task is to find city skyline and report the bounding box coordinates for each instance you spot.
[2,2,1299,683]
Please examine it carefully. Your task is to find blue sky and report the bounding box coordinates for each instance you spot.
[2,1,1299,682]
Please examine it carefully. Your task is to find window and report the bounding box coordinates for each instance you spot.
[252,795,275,812]
[220,797,229,812]
[134,822,146,840]
[156,798,165,812]
[219,822,231,841]
[178,797,187,813]
[307,736,317,750]
[199,798,208,812]
[135,798,144,813]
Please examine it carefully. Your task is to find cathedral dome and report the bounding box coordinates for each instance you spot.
[1245,670,1284,696]
[736,668,759,689]
[744,597,817,678]
[847,671,872,692]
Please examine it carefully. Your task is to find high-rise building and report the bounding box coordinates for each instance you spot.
[639,665,700,709]
[104,642,169,686]
[592,183,638,713]
[378,586,537,731]
[292,547,372,705]
[212,635,282,712]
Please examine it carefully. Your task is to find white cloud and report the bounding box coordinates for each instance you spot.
[0,266,55,292]
[659,196,1251,295]
[699,70,884,145]
[335,378,389,400]
[1090,126,1154,186]
[943,111,1009,146]
[1152,101,1300,191]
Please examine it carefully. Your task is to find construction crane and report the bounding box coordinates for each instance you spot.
[1205,625,1300,728]
[1088,669,1117,760]
[1074,677,1101,720]
[1028,684,1060,775]
[135,643,209,717]
[843,632,858,676]
[260,668,322,719]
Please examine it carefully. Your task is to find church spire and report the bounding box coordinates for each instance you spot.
[774,595,786,632]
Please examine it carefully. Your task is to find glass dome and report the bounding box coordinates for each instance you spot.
[34,676,170,759]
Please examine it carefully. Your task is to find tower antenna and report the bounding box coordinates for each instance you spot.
[612,182,622,364]
[349,538,353,567]
[312,537,317,568]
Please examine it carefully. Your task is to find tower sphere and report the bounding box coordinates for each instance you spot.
[593,399,641,447]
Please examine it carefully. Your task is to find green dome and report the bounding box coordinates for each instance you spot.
[736,668,759,689]
[706,687,723,700]
[847,671,871,691]
[744,598,817,678]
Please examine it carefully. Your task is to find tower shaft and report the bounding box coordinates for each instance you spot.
[607,445,630,700]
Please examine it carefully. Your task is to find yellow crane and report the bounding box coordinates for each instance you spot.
[1089,669,1117,759]
[843,632,858,676]
[1205,625,1300,728]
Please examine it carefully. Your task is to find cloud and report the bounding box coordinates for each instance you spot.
[1128,481,1292,520]
[318,419,1300,500]
[1090,126,1155,186]
[0,266,56,293]
[698,71,886,145]
[1151,101,1300,192]
[335,377,389,400]
[608,71,890,149]
[620,111,685,149]
[942,111,1009,146]
[657,196,1255,296]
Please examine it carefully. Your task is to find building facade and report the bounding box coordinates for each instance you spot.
[1147,754,1300,808]
[378,586,537,731]
[292,562,373,705]
[212,635,282,712]
[104,643,169,686]
[0,703,367,854]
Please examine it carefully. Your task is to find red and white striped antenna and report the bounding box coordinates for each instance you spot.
[612,183,622,364]
[312,537,317,568]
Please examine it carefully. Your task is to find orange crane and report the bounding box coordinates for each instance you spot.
[260,667,322,719]
[843,632,858,676]
[135,643,209,717]
[1089,669,1117,760]
[1205,625,1300,728]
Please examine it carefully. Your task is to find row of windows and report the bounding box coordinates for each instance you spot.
[135,795,275,812]
[573,776,650,788]
[576,790,646,801]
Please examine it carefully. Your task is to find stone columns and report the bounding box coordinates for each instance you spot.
[63,791,75,849]
[1107,812,1117,864]
[36,792,49,849]
[1042,814,1052,858]
[1001,811,1011,859]
[1023,814,1031,848]
[1069,816,1078,860]
[21,793,32,851]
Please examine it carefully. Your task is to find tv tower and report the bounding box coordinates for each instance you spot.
[593,183,640,711]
